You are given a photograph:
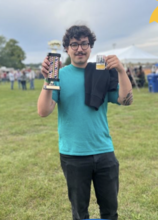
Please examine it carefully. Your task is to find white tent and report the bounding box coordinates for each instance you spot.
[88,45,158,64]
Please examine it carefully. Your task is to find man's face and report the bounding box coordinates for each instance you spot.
[66,37,91,68]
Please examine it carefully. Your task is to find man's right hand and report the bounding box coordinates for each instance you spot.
[41,56,63,79]
[41,56,50,78]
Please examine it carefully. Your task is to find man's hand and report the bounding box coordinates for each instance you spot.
[41,56,50,78]
[105,55,125,74]
[41,56,62,79]
[103,55,133,106]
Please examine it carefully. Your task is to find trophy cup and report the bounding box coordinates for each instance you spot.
[43,40,61,90]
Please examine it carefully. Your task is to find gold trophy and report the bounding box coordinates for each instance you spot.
[43,40,61,90]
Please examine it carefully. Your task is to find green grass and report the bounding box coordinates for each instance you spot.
[0,80,158,220]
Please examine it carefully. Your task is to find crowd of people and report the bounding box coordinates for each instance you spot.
[126,65,146,88]
[0,68,35,90]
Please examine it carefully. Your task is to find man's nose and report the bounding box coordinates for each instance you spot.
[77,45,83,51]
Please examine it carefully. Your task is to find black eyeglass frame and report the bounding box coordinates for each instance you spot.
[69,42,90,51]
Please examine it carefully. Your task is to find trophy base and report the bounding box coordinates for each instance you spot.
[43,84,60,90]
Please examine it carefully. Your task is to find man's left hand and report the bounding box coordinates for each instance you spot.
[104,55,125,74]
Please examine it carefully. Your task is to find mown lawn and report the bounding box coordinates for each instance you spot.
[0,80,158,220]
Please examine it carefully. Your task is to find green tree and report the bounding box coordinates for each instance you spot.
[0,36,6,52]
[0,36,7,66]
[0,37,26,69]
[64,56,71,66]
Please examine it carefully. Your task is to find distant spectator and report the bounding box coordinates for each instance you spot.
[21,71,27,90]
[126,68,134,87]
[28,68,35,89]
[9,71,15,90]
[2,71,7,83]
[17,70,22,89]
[151,65,156,73]
[133,68,138,77]
[137,66,145,88]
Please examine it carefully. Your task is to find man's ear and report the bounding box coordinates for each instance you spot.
[65,47,68,53]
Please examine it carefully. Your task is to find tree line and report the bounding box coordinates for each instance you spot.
[0,35,26,69]
[0,35,71,70]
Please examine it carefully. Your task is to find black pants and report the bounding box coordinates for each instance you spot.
[60,152,119,220]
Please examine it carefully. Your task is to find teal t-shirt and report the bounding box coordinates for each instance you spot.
[52,64,120,156]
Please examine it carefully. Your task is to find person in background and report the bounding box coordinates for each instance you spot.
[9,70,15,90]
[29,68,35,90]
[17,70,22,89]
[133,67,138,77]
[2,71,7,84]
[137,65,145,88]
[126,67,134,87]
[21,71,27,90]
[37,25,133,220]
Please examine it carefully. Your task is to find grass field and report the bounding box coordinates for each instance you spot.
[0,80,158,220]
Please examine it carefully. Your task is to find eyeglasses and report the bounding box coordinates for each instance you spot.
[69,42,90,51]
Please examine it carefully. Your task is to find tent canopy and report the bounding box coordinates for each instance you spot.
[88,45,158,64]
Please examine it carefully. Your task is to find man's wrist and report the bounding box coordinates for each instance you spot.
[118,69,126,75]
[44,78,49,83]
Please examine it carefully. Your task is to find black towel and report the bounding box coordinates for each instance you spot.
[84,62,118,110]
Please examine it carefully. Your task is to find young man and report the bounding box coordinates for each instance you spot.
[37,25,133,220]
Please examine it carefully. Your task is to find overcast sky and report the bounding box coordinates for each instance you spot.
[0,0,158,64]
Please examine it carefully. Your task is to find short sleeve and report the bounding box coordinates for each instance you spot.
[52,90,59,103]
[52,81,60,103]
[108,84,120,104]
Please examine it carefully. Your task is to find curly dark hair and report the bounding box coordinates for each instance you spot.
[62,25,96,51]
